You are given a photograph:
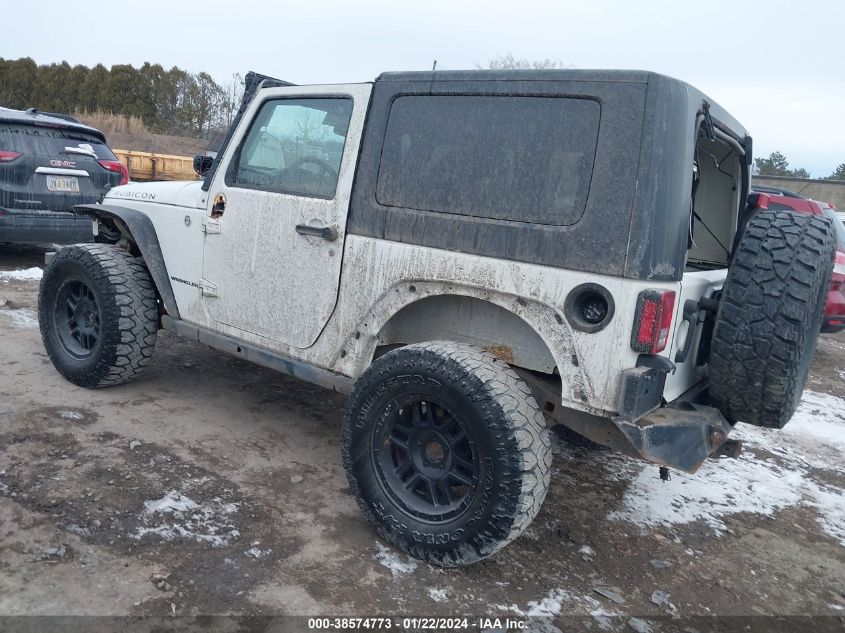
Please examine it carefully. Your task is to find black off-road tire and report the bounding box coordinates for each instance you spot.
[38,244,159,388]
[341,342,552,567]
[710,210,835,428]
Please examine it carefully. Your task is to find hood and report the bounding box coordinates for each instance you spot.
[104,180,207,209]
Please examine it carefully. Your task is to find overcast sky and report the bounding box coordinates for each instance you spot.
[2,0,842,176]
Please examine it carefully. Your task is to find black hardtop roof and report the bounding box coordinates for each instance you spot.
[0,106,107,142]
[374,68,747,139]
[376,68,655,83]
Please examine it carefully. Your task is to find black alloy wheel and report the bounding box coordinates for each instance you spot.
[372,395,479,523]
[54,279,102,359]
[342,341,552,566]
[39,244,159,388]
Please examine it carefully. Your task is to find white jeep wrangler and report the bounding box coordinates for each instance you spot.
[38,70,835,567]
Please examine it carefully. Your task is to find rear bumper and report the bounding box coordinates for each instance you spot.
[822,316,845,334]
[613,403,733,472]
[518,365,734,474]
[611,356,732,472]
[560,400,733,474]
[823,284,845,333]
[0,209,93,244]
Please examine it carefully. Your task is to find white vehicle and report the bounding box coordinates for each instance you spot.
[37,70,835,566]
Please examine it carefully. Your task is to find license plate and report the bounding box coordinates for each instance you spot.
[46,175,79,193]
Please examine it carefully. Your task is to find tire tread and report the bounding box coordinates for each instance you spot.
[39,244,158,388]
[709,210,835,428]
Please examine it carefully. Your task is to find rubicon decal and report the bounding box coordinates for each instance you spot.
[110,190,157,200]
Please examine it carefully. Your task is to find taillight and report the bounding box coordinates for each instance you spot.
[747,192,770,210]
[631,290,676,355]
[833,251,845,277]
[0,150,20,162]
[98,159,129,185]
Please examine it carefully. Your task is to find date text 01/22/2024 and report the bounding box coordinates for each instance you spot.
[307,617,528,630]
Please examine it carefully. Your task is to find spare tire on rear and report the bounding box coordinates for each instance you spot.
[709,209,835,428]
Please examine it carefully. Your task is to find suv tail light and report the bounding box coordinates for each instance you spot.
[0,150,21,162]
[747,192,770,210]
[98,159,129,185]
[833,251,845,278]
[631,290,676,354]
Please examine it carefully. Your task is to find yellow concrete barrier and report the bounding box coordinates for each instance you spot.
[113,149,199,182]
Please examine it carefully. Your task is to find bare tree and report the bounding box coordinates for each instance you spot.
[292,107,323,144]
[222,72,244,126]
[480,53,571,70]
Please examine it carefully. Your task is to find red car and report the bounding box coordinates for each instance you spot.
[752,185,845,333]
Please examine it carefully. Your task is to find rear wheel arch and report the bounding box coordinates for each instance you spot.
[339,287,598,408]
[370,293,560,373]
[77,203,179,319]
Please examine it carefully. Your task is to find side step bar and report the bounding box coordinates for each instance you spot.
[161,315,354,395]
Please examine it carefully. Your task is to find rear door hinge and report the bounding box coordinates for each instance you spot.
[202,216,221,234]
[200,278,218,297]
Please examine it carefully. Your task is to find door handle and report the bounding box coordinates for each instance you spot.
[295,224,338,241]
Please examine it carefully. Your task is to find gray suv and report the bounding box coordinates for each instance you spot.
[0,107,127,244]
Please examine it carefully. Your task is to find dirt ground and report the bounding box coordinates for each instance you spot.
[1,244,844,633]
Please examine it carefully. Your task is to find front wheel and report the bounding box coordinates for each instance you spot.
[38,244,159,388]
[341,342,552,567]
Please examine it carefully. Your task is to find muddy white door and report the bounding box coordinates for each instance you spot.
[201,84,371,349]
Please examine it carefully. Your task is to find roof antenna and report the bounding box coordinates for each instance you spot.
[429,60,438,93]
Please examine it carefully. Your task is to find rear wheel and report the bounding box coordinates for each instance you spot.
[709,210,835,428]
[38,244,159,388]
[342,342,551,567]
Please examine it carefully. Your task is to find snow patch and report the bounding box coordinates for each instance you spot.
[627,618,654,633]
[776,390,845,463]
[57,410,84,420]
[245,542,271,559]
[0,267,43,281]
[373,542,417,576]
[526,588,567,616]
[143,491,199,514]
[0,308,37,328]
[578,544,595,557]
[608,390,845,545]
[427,587,448,602]
[133,490,240,547]
[496,589,622,630]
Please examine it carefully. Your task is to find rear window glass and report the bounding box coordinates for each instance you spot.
[0,124,116,160]
[767,201,798,211]
[376,95,600,226]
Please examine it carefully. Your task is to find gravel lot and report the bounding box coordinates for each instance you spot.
[1,244,844,632]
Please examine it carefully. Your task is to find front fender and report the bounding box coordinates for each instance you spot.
[75,203,180,319]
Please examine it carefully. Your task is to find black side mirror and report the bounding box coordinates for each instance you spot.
[193,154,215,177]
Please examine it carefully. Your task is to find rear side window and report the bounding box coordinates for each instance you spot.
[0,124,116,160]
[767,201,799,212]
[376,95,600,226]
